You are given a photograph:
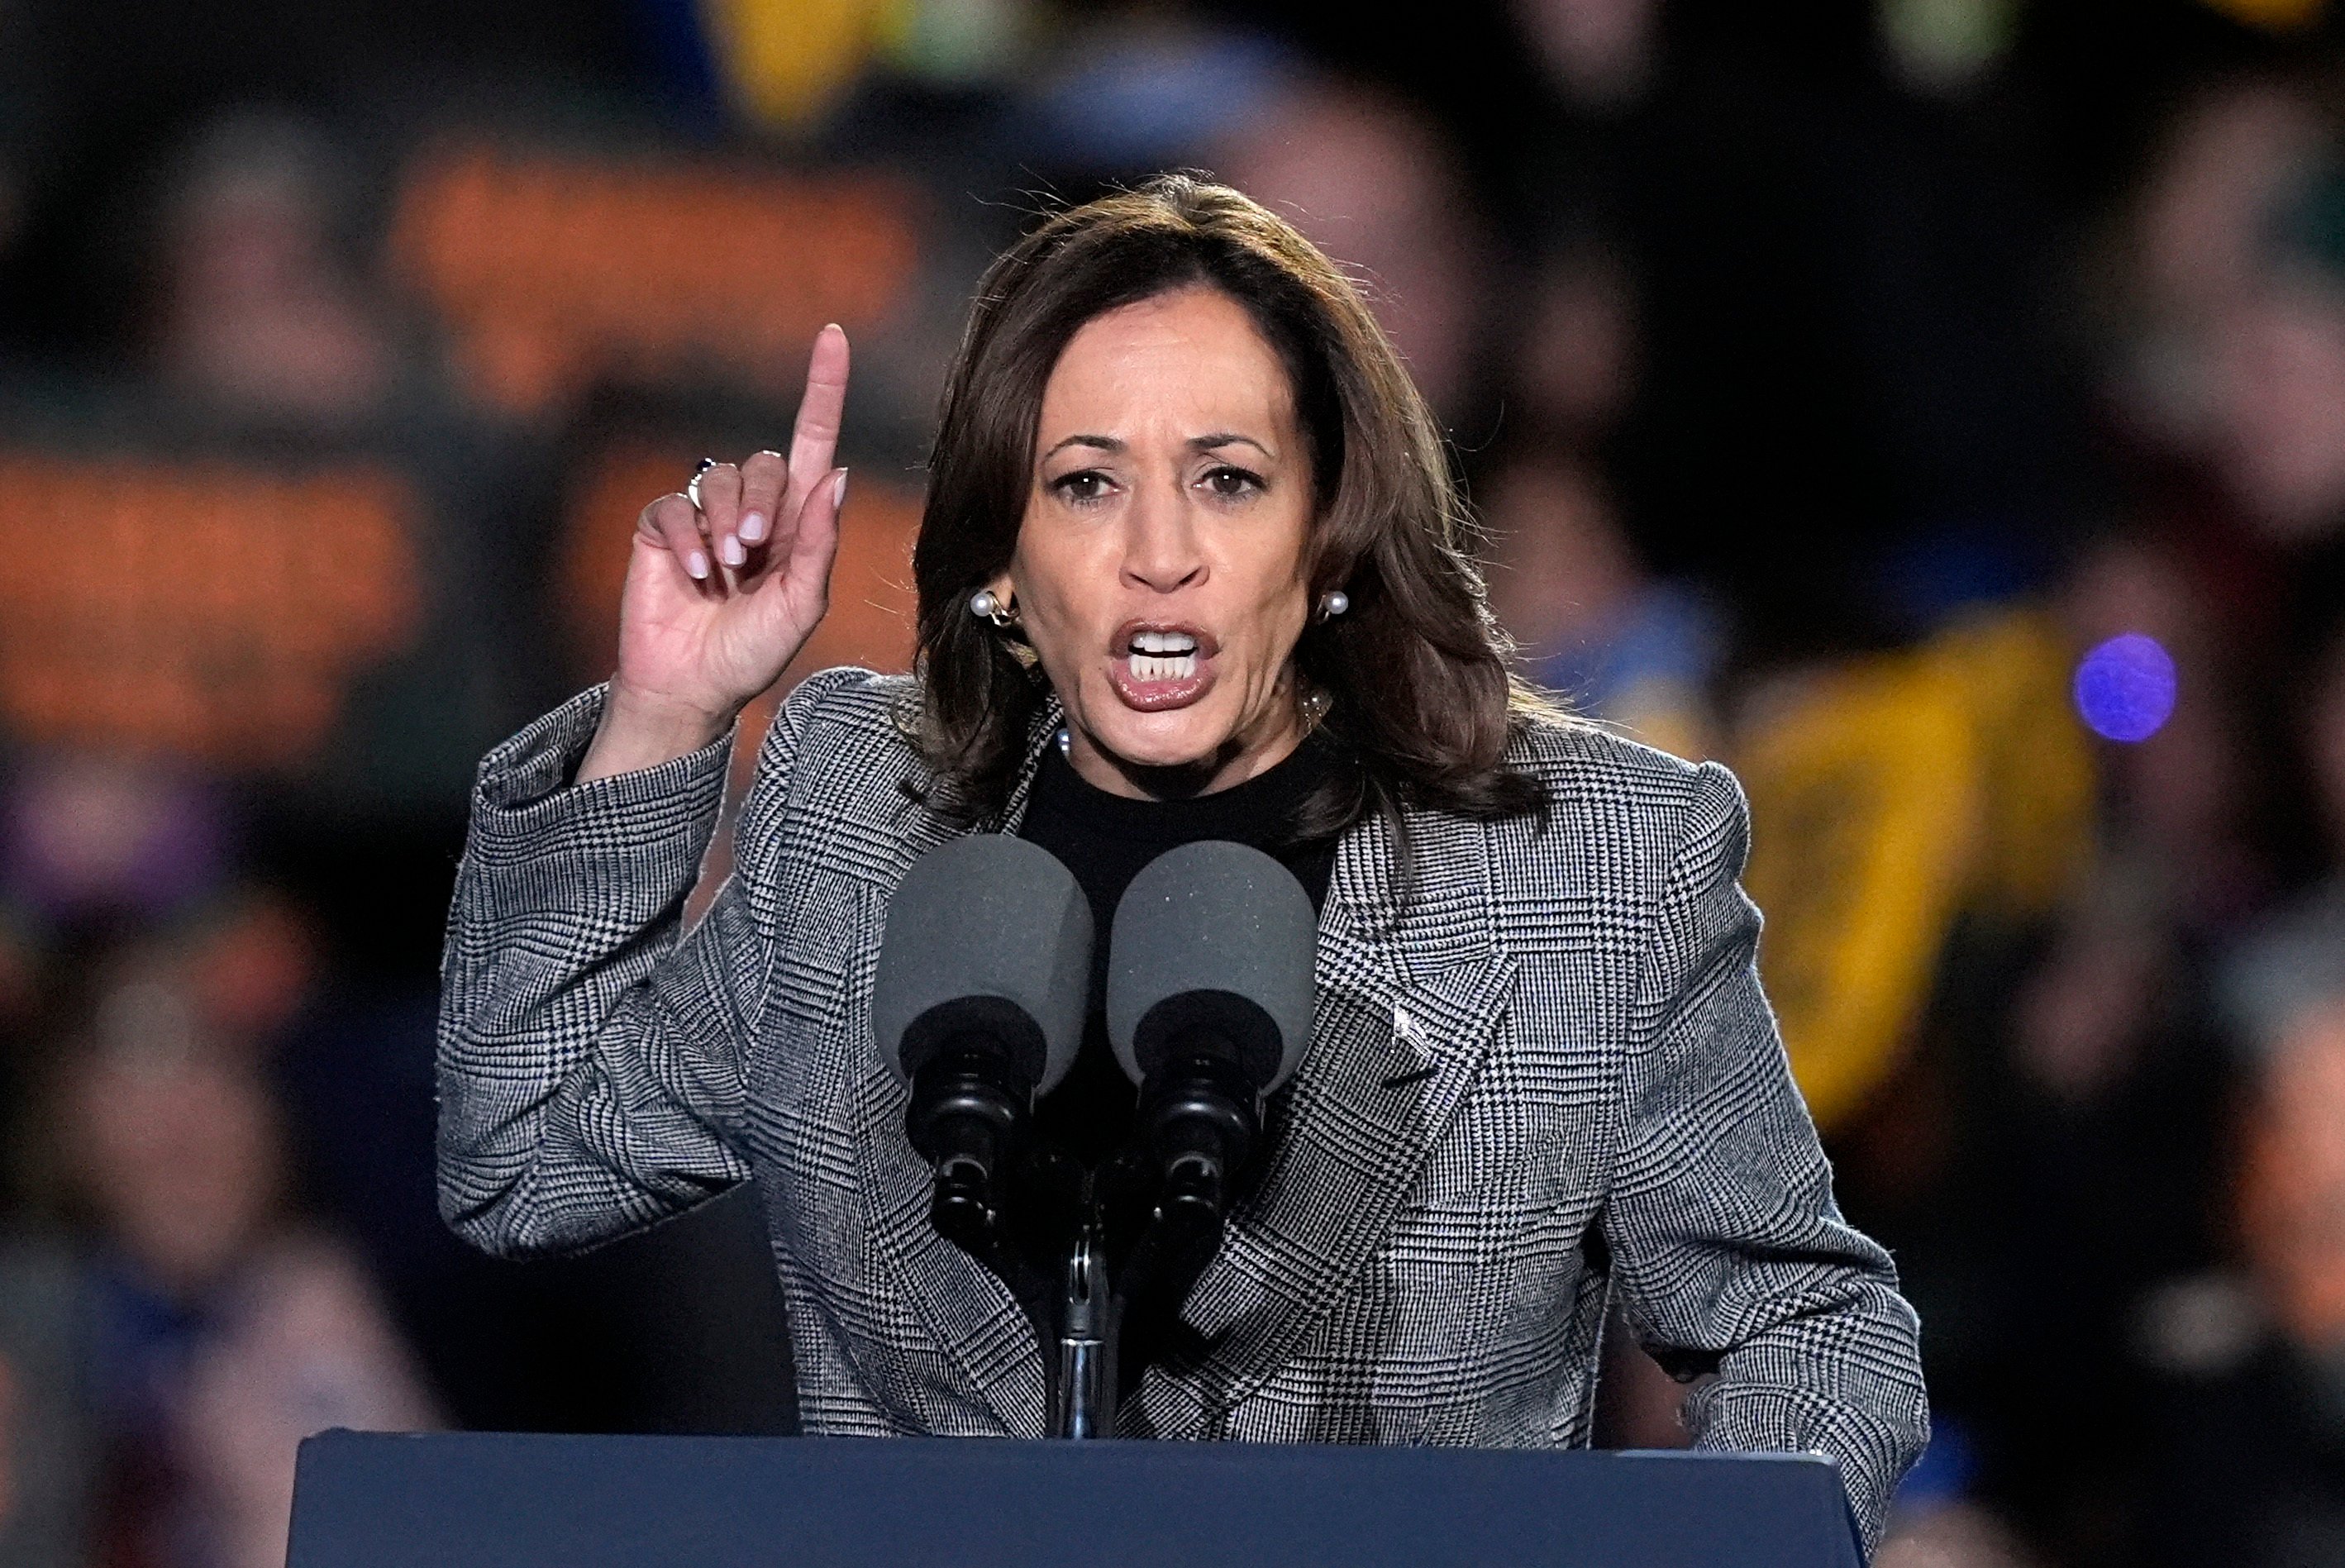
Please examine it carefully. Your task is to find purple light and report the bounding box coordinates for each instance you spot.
[2074,633,2178,743]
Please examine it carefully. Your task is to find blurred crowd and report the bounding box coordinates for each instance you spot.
[0,1,2341,1564]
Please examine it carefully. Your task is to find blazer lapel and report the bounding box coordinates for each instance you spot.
[1127,806,1518,1437]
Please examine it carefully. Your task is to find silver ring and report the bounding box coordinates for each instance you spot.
[686,456,718,510]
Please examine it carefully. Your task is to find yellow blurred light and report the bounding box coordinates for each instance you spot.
[1736,608,2095,1132]
[700,0,902,128]
[2201,0,2330,32]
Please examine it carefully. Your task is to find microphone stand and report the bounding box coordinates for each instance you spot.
[1049,1226,1117,1439]
[1042,1071,1251,1441]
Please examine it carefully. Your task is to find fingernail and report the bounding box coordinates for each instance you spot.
[832,470,850,510]
[686,550,709,580]
[740,511,766,544]
[719,534,746,567]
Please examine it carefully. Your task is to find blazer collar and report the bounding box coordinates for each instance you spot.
[862,697,1516,1437]
[994,691,1063,832]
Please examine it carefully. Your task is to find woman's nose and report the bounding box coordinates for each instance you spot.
[1120,484,1206,593]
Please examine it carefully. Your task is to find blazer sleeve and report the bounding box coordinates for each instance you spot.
[1601,760,1929,1556]
[434,671,846,1258]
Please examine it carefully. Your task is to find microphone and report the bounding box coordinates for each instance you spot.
[1106,841,1316,1240]
[873,835,1091,1254]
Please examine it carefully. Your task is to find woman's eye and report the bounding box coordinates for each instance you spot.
[1201,465,1263,498]
[1052,470,1113,505]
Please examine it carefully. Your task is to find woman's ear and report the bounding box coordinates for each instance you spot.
[982,571,1040,670]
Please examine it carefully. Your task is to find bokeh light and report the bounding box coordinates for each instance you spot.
[2073,633,2180,743]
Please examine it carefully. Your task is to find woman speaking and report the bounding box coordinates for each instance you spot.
[436,177,1926,1550]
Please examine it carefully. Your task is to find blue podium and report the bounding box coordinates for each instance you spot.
[286,1431,1864,1567]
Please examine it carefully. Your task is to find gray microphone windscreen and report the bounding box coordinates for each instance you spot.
[1106,840,1317,1094]
[872,835,1092,1096]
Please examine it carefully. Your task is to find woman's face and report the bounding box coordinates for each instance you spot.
[994,286,1316,797]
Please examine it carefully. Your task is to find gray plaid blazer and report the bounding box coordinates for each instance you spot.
[436,668,1928,1551]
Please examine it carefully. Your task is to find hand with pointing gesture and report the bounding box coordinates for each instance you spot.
[578,324,851,783]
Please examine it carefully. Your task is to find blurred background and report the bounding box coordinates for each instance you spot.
[0,0,2341,1563]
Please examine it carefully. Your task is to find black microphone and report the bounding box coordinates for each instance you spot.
[1106,841,1315,1241]
[873,835,1090,1254]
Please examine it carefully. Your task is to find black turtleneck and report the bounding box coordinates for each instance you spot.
[1016,728,1342,1168]
[1004,728,1342,1405]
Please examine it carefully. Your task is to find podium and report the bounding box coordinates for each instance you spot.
[286,1430,1865,1567]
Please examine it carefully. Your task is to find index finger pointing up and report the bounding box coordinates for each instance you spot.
[786,324,851,517]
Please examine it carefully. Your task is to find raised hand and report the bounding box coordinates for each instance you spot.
[578,325,851,782]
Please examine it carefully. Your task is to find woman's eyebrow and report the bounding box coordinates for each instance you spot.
[1041,433,1125,459]
[1039,431,1275,460]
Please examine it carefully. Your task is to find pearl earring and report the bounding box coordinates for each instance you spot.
[970,588,1018,627]
[1316,589,1350,622]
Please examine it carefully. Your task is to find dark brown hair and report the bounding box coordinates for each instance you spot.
[909,174,1554,838]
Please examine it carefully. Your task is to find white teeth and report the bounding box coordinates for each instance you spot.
[1128,652,1198,682]
[1125,629,1201,684]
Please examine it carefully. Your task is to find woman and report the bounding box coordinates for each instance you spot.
[436,177,1926,1549]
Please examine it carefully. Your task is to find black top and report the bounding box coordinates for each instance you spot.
[1017,730,1342,1167]
[1008,728,1342,1403]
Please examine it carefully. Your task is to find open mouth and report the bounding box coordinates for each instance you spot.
[1110,622,1218,711]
